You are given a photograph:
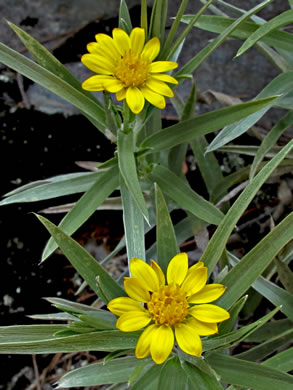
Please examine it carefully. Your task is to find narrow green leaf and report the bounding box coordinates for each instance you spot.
[207,72,293,153]
[58,357,139,387]
[235,329,293,362]
[228,252,293,321]
[119,0,132,34]
[176,0,273,77]
[0,325,67,343]
[160,0,189,58]
[245,318,293,342]
[118,131,149,223]
[203,307,279,353]
[0,172,101,205]
[182,361,224,390]
[140,0,148,35]
[148,165,224,225]
[37,215,126,301]
[237,9,293,57]
[79,312,117,330]
[0,43,106,133]
[140,96,277,152]
[273,256,293,293]
[42,165,119,261]
[218,295,248,335]
[217,210,293,310]
[183,15,293,53]
[149,0,167,41]
[207,353,293,390]
[250,111,293,179]
[120,173,145,261]
[131,364,162,390]
[165,0,215,61]
[190,136,225,201]
[45,297,103,315]
[155,183,178,273]
[263,347,293,372]
[200,139,293,276]
[7,21,103,109]
[158,357,189,390]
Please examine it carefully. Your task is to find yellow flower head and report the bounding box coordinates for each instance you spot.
[107,253,230,364]
[81,27,178,114]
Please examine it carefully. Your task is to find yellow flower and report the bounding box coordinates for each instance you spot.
[81,27,178,114]
[107,253,230,364]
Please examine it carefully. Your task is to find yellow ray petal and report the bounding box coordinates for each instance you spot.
[95,33,121,60]
[188,284,226,304]
[124,277,150,302]
[140,86,166,109]
[104,79,124,93]
[129,258,159,292]
[82,75,114,91]
[187,261,204,275]
[113,28,131,56]
[185,317,218,336]
[141,37,160,62]
[166,253,188,286]
[86,42,100,54]
[107,296,146,316]
[181,266,208,297]
[130,27,145,56]
[116,88,126,101]
[116,311,152,332]
[150,325,174,364]
[175,322,202,357]
[126,86,145,114]
[189,304,230,323]
[135,324,158,359]
[149,61,178,73]
[151,73,178,84]
[81,54,115,75]
[146,78,174,97]
[151,260,165,287]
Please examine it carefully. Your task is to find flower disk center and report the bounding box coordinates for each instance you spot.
[147,285,189,326]
[116,51,149,87]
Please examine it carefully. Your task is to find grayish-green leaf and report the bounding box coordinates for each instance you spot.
[182,361,224,390]
[237,9,293,57]
[0,43,106,133]
[42,165,119,260]
[207,353,293,390]
[37,215,126,302]
[58,356,139,387]
[140,97,277,152]
[120,173,145,261]
[148,165,224,225]
[158,357,189,390]
[262,347,293,372]
[201,139,293,276]
[218,210,293,310]
[119,0,132,33]
[155,183,178,273]
[118,131,149,223]
[207,72,293,152]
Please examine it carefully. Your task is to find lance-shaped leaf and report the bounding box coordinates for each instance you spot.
[237,9,293,57]
[176,0,273,77]
[42,165,119,261]
[217,210,293,310]
[182,361,224,390]
[250,111,293,179]
[200,139,293,276]
[37,215,126,301]
[158,357,189,390]
[118,131,149,223]
[207,72,293,152]
[140,96,277,152]
[120,173,145,261]
[263,347,293,372]
[0,326,138,354]
[119,0,132,33]
[207,353,293,390]
[155,183,179,273]
[147,165,224,225]
[0,172,101,205]
[182,15,293,53]
[58,356,140,388]
[0,43,106,133]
